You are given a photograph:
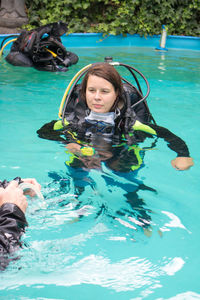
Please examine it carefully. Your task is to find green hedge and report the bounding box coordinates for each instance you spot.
[24,0,200,37]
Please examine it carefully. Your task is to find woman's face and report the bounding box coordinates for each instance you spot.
[86,75,117,113]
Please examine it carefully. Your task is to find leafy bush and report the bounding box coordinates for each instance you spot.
[24,0,200,36]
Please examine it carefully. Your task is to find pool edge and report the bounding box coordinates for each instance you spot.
[0,33,200,51]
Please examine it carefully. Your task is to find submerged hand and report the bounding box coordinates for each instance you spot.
[66,143,82,154]
[66,143,95,156]
[171,157,194,171]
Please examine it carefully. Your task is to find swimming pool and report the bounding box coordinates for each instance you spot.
[0,46,200,299]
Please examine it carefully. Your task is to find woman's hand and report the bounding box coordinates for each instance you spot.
[66,143,82,154]
[171,157,194,170]
[66,143,95,156]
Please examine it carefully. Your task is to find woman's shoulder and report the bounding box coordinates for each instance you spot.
[37,120,66,141]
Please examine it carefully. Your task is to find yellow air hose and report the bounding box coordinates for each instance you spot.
[0,38,17,58]
[46,48,57,58]
[58,64,92,118]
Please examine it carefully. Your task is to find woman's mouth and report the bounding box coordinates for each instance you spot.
[93,104,103,109]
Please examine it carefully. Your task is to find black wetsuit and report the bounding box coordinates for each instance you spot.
[0,203,27,270]
[37,117,191,231]
[37,80,190,162]
[37,119,190,167]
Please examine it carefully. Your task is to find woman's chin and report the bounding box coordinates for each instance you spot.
[92,108,105,113]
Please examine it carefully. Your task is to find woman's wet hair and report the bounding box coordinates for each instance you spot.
[80,63,124,111]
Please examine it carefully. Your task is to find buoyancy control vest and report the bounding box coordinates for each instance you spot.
[58,60,155,130]
[49,59,157,148]
[5,22,79,72]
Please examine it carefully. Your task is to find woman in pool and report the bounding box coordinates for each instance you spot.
[37,62,194,172]
[37,62,193,233]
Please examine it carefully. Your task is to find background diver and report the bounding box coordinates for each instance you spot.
[37,62,193,171]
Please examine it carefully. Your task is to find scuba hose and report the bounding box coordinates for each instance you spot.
[119,65,155,124]
[0,35,18,50]
[45,48,70,67]
[123,88,135,143]
[58,60,156,128]
[108,61,156,124]
[59,64,92,120]
[115,62,150,108]
[0,38,17,58]
[46,48,62,60]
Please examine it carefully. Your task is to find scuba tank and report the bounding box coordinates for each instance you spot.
[2,22,79,72]
[58,57,156,131]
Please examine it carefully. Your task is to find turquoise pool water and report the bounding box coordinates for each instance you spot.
[0,46,200,299]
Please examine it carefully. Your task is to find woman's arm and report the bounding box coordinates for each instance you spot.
[150,124,194,170]
[37,120,66,141]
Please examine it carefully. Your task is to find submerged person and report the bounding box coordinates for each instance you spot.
[0,178,41,270]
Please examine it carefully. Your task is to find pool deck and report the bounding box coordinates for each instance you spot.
[0,33,200,51]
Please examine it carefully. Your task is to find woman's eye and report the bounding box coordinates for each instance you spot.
[102,90,109,93]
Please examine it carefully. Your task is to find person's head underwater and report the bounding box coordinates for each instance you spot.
[80,63,124,114]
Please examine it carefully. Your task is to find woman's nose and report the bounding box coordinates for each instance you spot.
[94,90,101,100]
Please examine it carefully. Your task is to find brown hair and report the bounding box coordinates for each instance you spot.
[80,63,124,111]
